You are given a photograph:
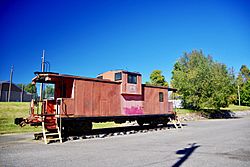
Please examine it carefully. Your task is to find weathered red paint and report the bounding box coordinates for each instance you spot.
[124,106,144,115]
[20,70,177,131]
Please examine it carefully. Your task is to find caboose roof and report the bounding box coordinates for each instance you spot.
[32,71,177,92]
[98,70,141,76]
[143,84,177,92]
[32,72,121,84]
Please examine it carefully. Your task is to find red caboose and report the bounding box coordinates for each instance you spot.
[16,70,177,138]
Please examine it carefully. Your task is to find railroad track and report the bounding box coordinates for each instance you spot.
[34,123,184,143]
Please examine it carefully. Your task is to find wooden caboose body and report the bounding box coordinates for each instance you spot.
[16,70,176,134]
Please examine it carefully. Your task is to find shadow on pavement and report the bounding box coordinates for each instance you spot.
[172,143,200,167]
[202,109,240,119]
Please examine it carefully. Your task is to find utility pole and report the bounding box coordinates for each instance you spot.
[39,50,45,101]
[20,84,24,102]
[238,85,241,106]
[8,65,14,102]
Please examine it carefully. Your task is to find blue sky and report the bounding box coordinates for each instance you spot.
[1,0,250,84]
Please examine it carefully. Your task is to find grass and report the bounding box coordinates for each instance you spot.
[221,104,250,111]
[176,104,250,114]
[175,108,198,114]
[175,104,250,119]
[93,122,121,129]
[0,102,121,134]
[0,102,42,134]
[1,102,249,134]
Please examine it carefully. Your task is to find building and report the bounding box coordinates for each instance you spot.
[168,99,183,108]
[0,81,32,102]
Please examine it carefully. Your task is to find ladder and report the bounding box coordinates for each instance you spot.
[169,116,183,129]
[42,115,62,144]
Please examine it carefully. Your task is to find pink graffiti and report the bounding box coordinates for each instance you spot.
[124,106,144,115]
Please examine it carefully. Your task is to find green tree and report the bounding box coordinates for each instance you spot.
[241,80,250,106]
[17,84,25,89]
[24,83,37,94]
[239,65,250,82]
[44,85,55,99]
[236,65,250,87]
[236,65,250,106]
[147,70,168,87]
[171,50,234,109]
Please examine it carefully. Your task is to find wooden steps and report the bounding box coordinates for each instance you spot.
[169,117,183,129]
[42,115,62,144]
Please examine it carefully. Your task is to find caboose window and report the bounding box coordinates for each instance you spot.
[159,92,164,102]
[127,74,137,84]
[115,72,122,81]
[44,83,55,100]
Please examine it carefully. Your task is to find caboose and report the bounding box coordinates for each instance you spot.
[15,70,177,143]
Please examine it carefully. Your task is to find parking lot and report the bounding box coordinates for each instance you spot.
[1,116,250,167]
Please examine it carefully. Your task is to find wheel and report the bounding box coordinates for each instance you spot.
[82,121,93,132]
[62,120,92,135]
[137,119,144,126]
[160,117,169,126]
[162,120,169,126]
[149,120,158,127]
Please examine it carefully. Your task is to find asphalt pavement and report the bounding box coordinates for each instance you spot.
[1,115,250,167]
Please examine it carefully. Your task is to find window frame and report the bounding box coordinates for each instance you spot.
[114,72,122,81]
[159,92,164,102]
[43,83,55,100]
[127,74,137,84]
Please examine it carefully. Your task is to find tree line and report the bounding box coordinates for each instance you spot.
[20,50,250,109]
[17,83,54,99]
[147,50,250,109]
